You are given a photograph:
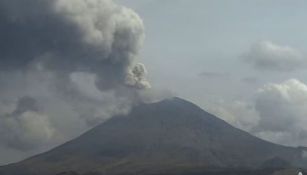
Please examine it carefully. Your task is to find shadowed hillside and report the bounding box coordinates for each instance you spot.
[0,98,305,175]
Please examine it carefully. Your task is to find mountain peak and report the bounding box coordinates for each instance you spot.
[150,96,198,107]
[0,98,305,175]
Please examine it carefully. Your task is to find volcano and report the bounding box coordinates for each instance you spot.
[0,97,305,175]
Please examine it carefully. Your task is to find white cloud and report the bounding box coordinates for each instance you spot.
[209,79,307,146]
[243,41,306,71]
[253,79,307,146]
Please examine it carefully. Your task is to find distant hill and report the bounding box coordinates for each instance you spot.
[0,97,305,175]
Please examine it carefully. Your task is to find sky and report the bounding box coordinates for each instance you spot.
[117,0,307,147]
[1,0,307,165]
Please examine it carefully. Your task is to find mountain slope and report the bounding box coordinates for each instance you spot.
[0,97,305,175]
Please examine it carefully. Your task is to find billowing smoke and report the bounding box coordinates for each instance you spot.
[126,63,151,89]
[0,0,149,89]
[0,97,55,151]
[0,0,153,164]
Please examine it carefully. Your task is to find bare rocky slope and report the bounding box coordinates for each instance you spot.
[0,97,305,175]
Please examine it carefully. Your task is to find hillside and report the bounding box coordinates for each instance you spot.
[0,97,305,175]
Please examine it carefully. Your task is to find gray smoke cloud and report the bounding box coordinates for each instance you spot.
[241,77,259,84]
[0,0,149,89]
[0,0,154,164]
[199,71,229,79]
[0,97,55,151]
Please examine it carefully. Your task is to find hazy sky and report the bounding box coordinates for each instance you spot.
[1,0,307,165]
[118,0,307,147]
[118,0,307,101]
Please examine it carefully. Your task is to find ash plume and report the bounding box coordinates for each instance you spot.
[0,0,153,159]
[0,0,150,90]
